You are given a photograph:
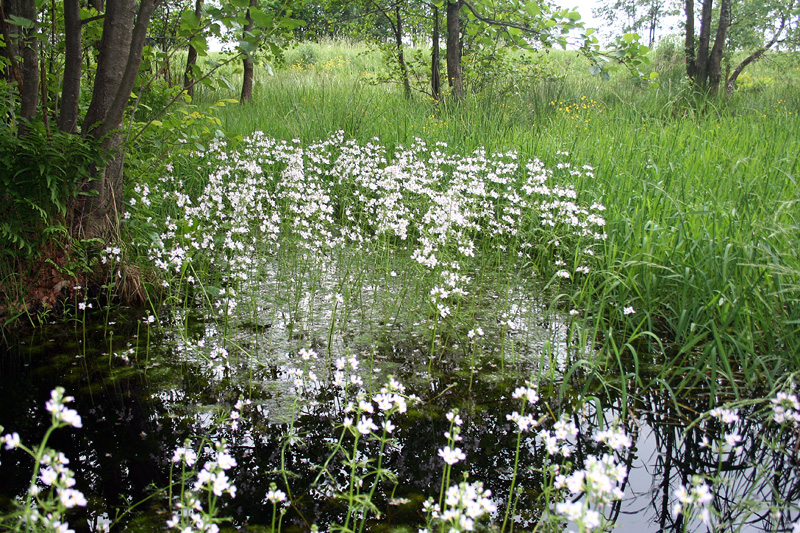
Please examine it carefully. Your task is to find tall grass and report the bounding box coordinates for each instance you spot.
[185,39,800,394]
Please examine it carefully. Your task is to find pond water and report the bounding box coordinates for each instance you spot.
[1,249,797,532]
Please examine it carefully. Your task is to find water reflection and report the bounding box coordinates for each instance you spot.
[1,258,798,531]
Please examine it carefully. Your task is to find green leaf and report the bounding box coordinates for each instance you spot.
[230,0,249,7]
[525,2,541,16]
[190,35,208,55]
[180,9,201,32]
[279,17,305,30]
[239,39,258,53]
[7,15,34,29]
[589,65,602,76]
[249,7,272,27]
[218,76,235,91]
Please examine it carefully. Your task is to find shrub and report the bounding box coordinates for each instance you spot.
[0,123,103,260]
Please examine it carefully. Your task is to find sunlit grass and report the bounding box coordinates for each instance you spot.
[178,40,800,397]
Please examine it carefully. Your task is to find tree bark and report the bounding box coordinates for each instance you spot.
[0,1,22,86]
[684,0,695,79]
[707,0,730,94]
[183,0,203,99]
[695,0,713,87]
[446,0,463,100]
[19,0,39,125]
[58,0,81,133]
[394,3,411,99]
[431,3,441,100]
[82,0,137,136]
[240,0,257,103]
[77,0,160,238]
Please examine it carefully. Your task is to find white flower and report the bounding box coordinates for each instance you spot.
[724,431,742,448]
[172,446,197,466]
[40,467,58,486]
[357,416,378,435]
[266,487,287,503]
[438,446,466,465]
[446,412,463,426]
[299,348,317,360]
[595,428,632,451]
[623,306,635,315]
[45,388,82,428]
[59,488,87,508]
[217,451,237,470]
[2,432,20,450]
[512,385,539,404]
[507,411,537,432]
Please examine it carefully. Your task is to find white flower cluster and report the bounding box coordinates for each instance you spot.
[342,377,413,437]
[332,354,364,389]
[671,475,713,525]
[507,383,540,432]
[146,132,605,330]
[167,440,238,532]
[594,426,633,451]
[45,387,82,429]
[100,245,122,265]
[422,481,497,532]
[538,415,579,457]
[553,428,631,531]
[1,388,88,533]
[701,407,743,451]
[771,391,800,425]
[437,410,466,465]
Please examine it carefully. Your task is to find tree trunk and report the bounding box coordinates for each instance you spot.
[707,0,730,94]
[19,0,39,125]
[83,0,137,136]
[684,0,695,79]
[394,3,411,99]
[58,0,81,133]
[77,0,159,238]
[446,0,463,100]
[694,0,713,87]
[0,1,22,87]
[431,3,441,100]
[240,0,257,103]
[183,0,203,99]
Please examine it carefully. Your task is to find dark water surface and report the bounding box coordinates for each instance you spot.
[1,295,797,532]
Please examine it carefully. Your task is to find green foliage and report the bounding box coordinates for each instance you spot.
[0,124,104,260]
[462,47,554,97]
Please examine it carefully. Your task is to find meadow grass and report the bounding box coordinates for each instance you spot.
[185,39,800,396]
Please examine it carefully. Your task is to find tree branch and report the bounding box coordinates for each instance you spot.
[461,0,546,37]
[726,9,789,94]
[80,14,105,25]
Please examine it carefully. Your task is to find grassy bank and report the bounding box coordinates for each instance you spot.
[175,39,800,395]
